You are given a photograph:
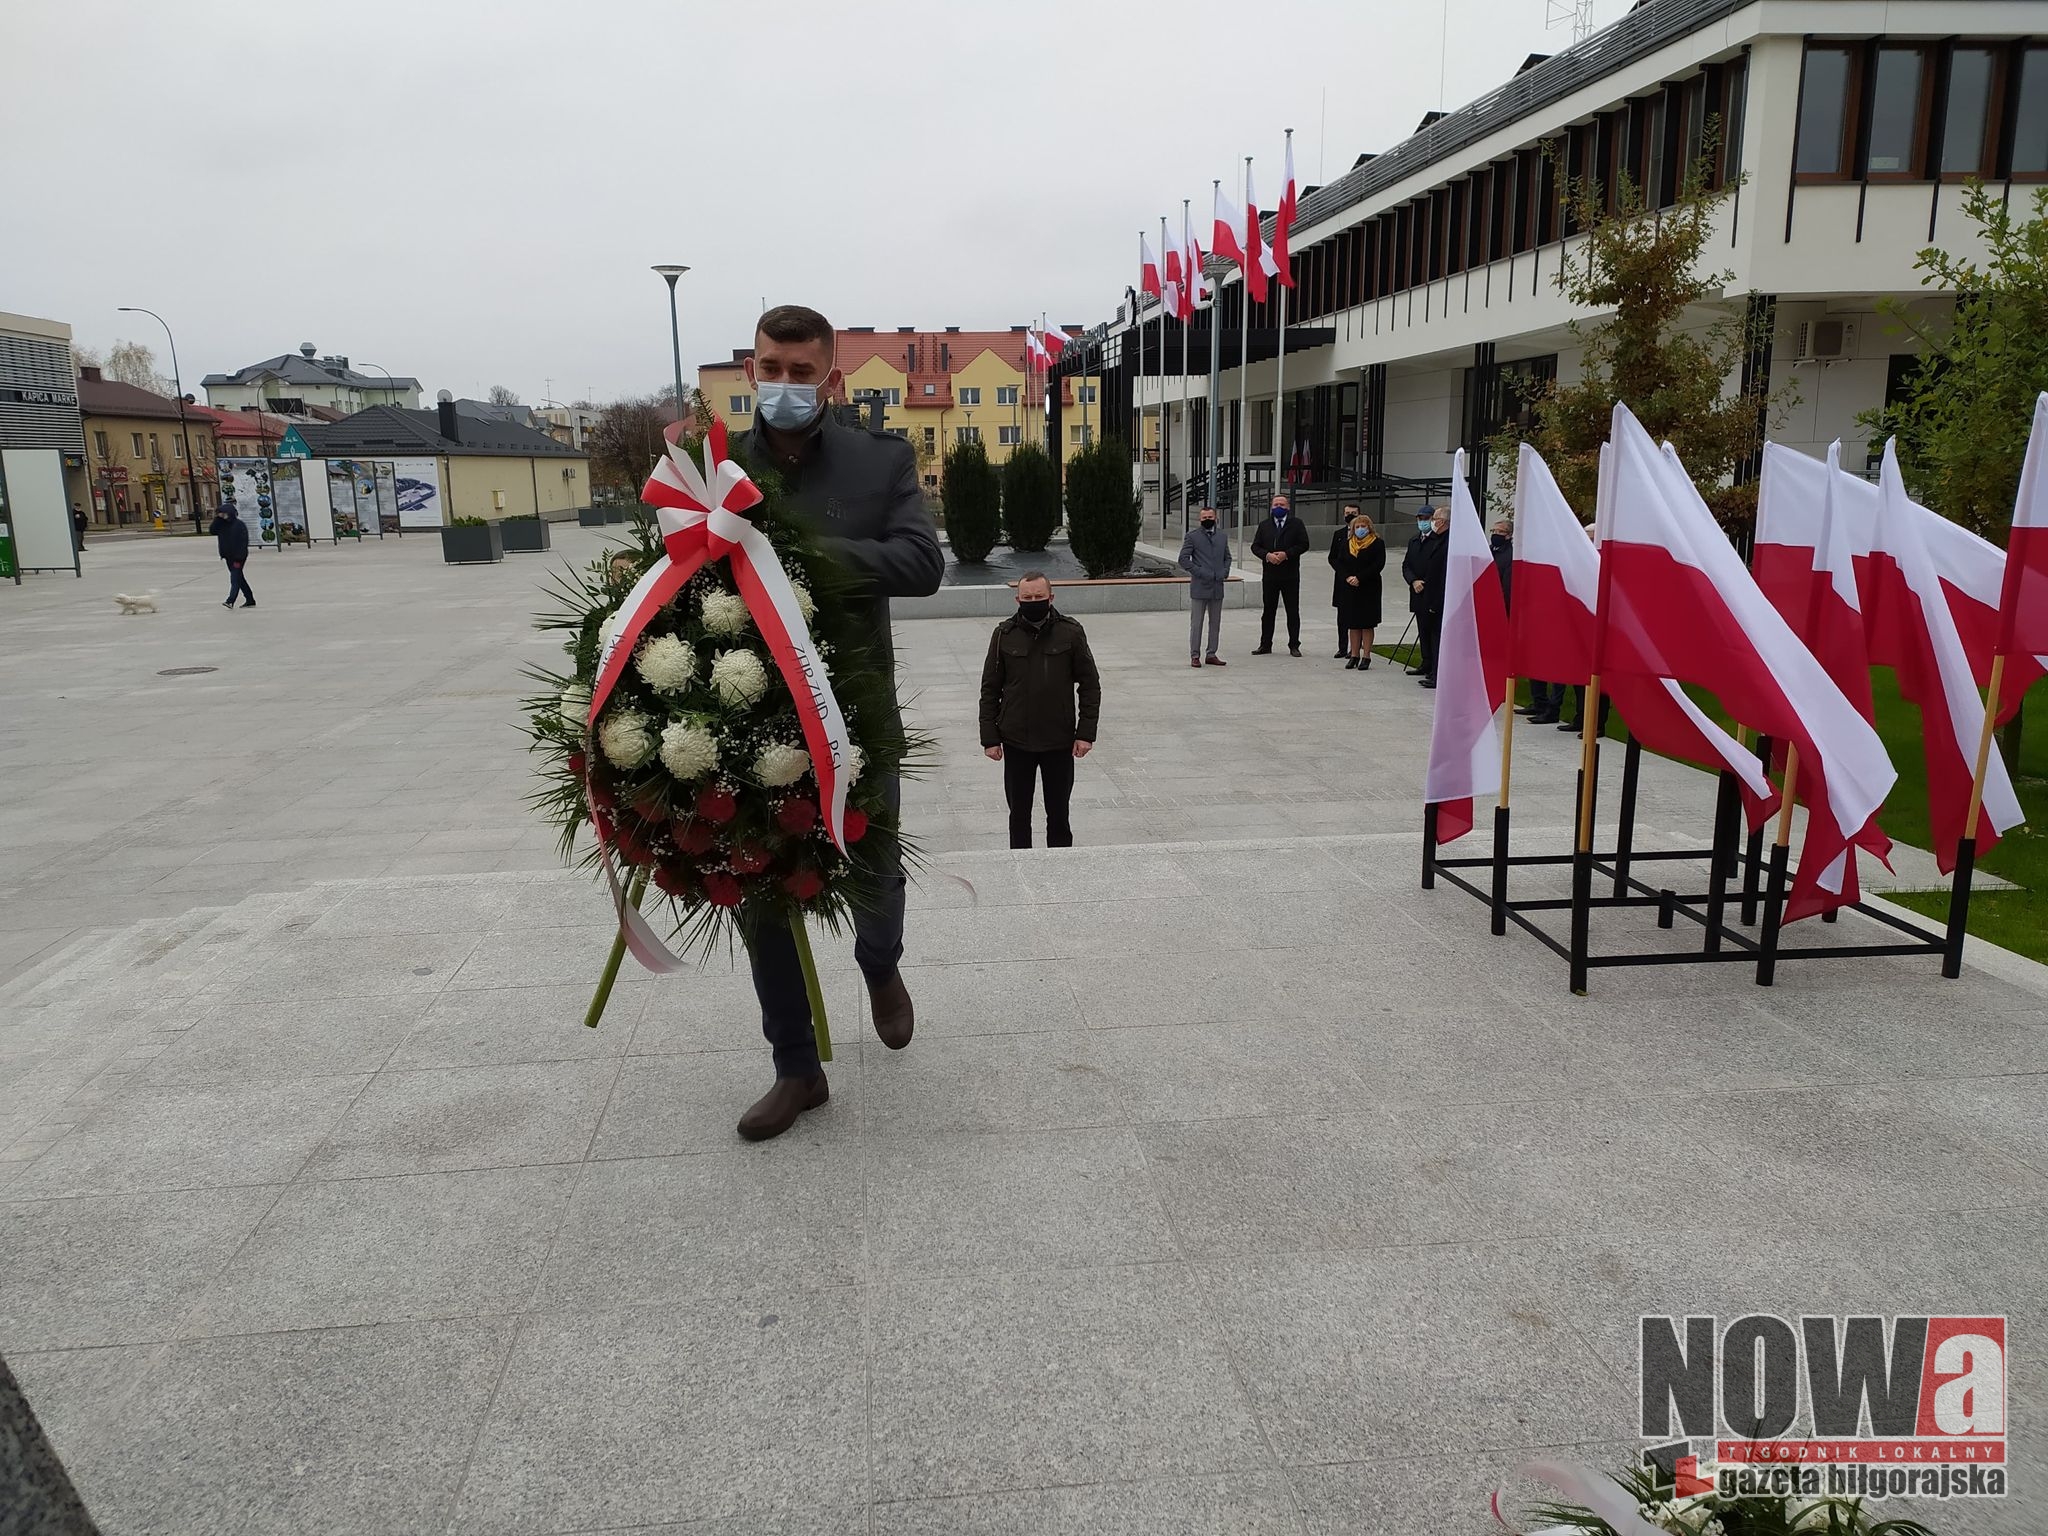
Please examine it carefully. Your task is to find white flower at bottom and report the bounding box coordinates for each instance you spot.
[557,683,590,729]
[659,721,719,781]
[699,589,751,638]
[754,742,811,788]
[709,649,769,707]
[597,710,656,770]
[634,634,697,694]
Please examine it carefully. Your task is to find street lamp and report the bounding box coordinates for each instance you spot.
[651,265,690,426]
[117,306,202,531]
[360,361,401,411]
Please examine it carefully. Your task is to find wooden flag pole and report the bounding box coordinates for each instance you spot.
[1574,676,1603,854]
[1944,653,2007,978]
[1499,677,1518,808]
[1963,654,2007,841]
[1756,742,1800,986]
[1568,673,1603,993]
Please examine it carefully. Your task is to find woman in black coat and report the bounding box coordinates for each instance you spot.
[1326,507,1387,670]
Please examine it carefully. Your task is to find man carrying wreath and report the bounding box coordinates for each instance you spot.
[719,305,944,1140]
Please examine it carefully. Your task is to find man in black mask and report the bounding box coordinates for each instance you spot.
[979,572,1101,849]
[1250,491,1309,656]
[1176,504,1232,667]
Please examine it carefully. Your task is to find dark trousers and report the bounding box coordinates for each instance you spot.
[1529,680,1565,716]
[1416,607,1442,678]
[746,776,903,1080]
[1003,744,1075,849]
[1567,685,1614,731]
[1259,572,1301,648]
[224,561,254,605]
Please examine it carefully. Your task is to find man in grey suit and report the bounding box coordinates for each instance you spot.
[727,304,945,1142]
[1176,505,1231,667]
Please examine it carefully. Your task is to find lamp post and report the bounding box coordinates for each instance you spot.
[360,361,401,411]
[117,306,203,532]
[652,265,690,426]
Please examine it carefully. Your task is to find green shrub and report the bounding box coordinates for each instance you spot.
[452,515,488,527]
[942,438,1000,562]
[1065,436,1141,577]
[1001,441,1060,552]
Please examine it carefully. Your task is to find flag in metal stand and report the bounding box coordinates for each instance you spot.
[1423,448,1510,843]
[1995,391,2048,718]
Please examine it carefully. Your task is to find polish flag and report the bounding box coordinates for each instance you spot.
[1273,137,1297,287]
[1140,232,1163,304]
[1040,328,1068,362]
[1182,203,1207,318]
[1996,392,2048,713]
[1423,450,1509,844]
[1162,222,1184,317]
[1212,181,1247,269]
[1865,440,2024,865]
[1023,329,1047,370]
[1244,165,1272,304]
[1512,443,1776,825]
[1601,406,1894,923]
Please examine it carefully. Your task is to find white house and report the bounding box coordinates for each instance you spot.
[202,344,420,416]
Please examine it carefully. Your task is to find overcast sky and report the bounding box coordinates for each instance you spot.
[4,0,1628,407]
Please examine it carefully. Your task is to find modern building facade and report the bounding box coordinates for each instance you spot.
[203,344,421,415]
[1100,0,2048,520]
[78,367,220,526]
[0,312,88,577]
[698,327,1102,484]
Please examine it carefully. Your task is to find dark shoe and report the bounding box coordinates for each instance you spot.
[1190,656,1202,668]
[1515,705,1538,715]
[1204,655,1227,666]
[1344,657,1359,670]
[1530,710,1560,725]
[222,599,235,608]
[1252,645,1273,655]
[737,1073,829,1141]
[1557,717,1581,731]
[868,970,915,1050]
[1419,677,1437,689]
[240,600,255,608]
[1333,649,1349,659]
[1361,656,1371,670]
[1288,645,1302,657]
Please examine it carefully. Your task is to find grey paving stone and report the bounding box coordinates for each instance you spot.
[1060,951,1275,1030]
[1198,1247,1630,1466]
[308,876,523,936]
[881,960,1085,1038]
[452,1295,866,1533]
[34,1317,519,1536]
[185,1164,576,1336]
[870,1470,1306,1535]
[6,1076,367,1198]
[867,1127,1178,1277]
[448,925,621,990]
[593,1051,857,1160]
[626,968,865,1056]
[1288,1449,1638,1536]
[0,1185,280,1349]
[867,1265,1270,1501]
[539,1152,865,1306]
[859,1031,1124,1137]
[141,995,428,1082]
[391,983,642,1069]
[299,1058,620,1180]
[1082,1018,1384,1123]
[205,931,480,1002]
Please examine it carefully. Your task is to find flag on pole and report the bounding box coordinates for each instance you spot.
[1244,165,1271,305]
[1162,220,1184,317]
[1024,329,1048,370]
[1866,439,2025,866]
[1996,391,2048,711]
[1601,406,1894,923]
[1140,233,1163,304]
[1040,327,1068,362]
[1423,450,1510,843]
[1212,182,1247,268]
[1182,203,1207,318]
[1273,135,1298,287]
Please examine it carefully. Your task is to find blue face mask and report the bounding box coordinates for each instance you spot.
[1417,519,1432,534]
[755,380,823,432]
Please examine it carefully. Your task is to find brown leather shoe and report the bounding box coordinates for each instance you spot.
[737,1073,829,1142]
[869,970,915,1050]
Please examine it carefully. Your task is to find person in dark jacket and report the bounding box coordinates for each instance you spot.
[209,505,254,608]
[1400,504,1449,686]
[722,304,945,1143]
[980,572,1100,850]
[1176,505,1232,667]
[1327,505,1387,670]
[1250,491,1311,655]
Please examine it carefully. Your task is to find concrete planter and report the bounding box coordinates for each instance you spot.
[578,507,607,528]
[604,506,628,525]
[500,518,551,553]
[440,523,504,564]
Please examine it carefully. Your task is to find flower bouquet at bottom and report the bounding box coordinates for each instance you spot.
[523,422,921,1058]
[1506,1458,1943,1536]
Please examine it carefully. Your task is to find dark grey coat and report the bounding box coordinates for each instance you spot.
[1176,524,1233,600]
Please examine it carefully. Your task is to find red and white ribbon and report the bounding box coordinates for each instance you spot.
[583,420,854,972]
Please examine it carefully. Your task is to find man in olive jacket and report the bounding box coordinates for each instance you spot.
[979,572,1101,849]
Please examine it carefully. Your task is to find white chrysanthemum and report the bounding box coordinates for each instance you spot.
[597,710,656,770]
[658,720,719,781]
[699,589,751,637]
[843,743,865,784]
[557,683,590,729]
[791,583,816,623]
[634,634,697,694]
[708,649,769,707]
[598,610,623,649]
[754,742,811,788]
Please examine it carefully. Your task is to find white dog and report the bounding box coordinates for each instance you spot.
[112,593,159,615]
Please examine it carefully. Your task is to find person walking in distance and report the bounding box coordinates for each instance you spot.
[209,501,255,608]
[1401,503,1449,686]
[1177,505,1231,668]
[980,573,1100,849]
[727,304,945,1142]
[1327,505,1386,670]
[1250,491,1310,656]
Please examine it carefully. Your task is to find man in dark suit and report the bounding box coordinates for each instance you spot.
[1401,503,1450,687]
[728,304,945,1142]
[1250,491,1311,656]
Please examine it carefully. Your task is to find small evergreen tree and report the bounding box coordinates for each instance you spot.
[941,438,1000,563]
[1001,442,1060,552]
[1065,436,1142,577]
[1492,144,1791,529]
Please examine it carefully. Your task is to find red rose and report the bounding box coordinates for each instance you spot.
[653,863,692,898]
[567,752,586,777]
[775,797,818,836]
[701,872,743,907]
[842,808,868,844]
[696,786,738,824]
[631,788,667,820]
[782,867,826,901]
[612,828,650,865]
[730,842,771,875]
[589,778,616,811]
[672,818,717,856]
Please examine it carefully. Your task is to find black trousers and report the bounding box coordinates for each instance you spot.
[1259,572,1301,648]
[1528,680,1566,715]
[745,776,903,1080]
[1003,745,1075,849]
[224,561,254,605]
[1416,607,1442,677]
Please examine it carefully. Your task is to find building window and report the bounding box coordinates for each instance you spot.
[148,433,160,459]
[1867,47,1929,177]
[886,426,909,439]
[131,432,144,455]
[996,385,1018,406]
[729,394,752,413]
[173,435,184,459]
[922,383,936,396]
[2013,46,2048,178]
[958,386,981,406]
[999,425,1021,445]
[93,430,108,459]
[1070,425,1092,446]
[921,426,936,450]
[956,425,981,444]
[1077,385,1096,404]
[1941,47,1998,177]
[1716,54,1749,187]
[1795,46,1858,179]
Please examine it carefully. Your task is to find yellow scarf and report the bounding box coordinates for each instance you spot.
[1348,526,1377,557]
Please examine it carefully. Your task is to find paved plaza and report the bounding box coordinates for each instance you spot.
[1,527,2044,1534]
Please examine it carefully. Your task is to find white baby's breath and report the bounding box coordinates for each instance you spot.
[658,721,719,781]
[634,634,697,694]
[708,649,769,707]
[597,710,657,770]
[699,589,751,638]
[753,742,811,788]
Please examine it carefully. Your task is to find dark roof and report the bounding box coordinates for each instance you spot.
[200,352,421,391]
[295,404,586,459]
[77,373,197,423]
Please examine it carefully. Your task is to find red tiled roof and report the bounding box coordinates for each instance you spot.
[76,373,192,422]
[835,329,1039,377]
[187,404,293,442]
